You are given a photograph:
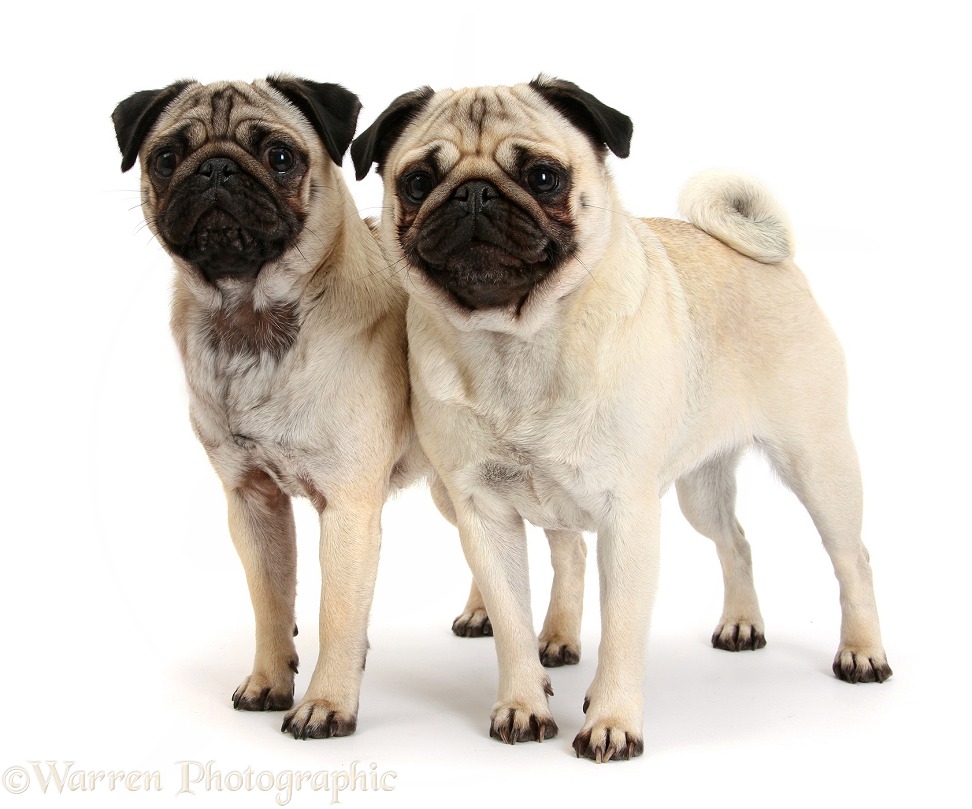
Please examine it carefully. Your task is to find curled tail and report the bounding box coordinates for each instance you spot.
[678,169,794,264]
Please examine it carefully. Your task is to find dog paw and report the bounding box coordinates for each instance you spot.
[232,673,295,711]
[452,608,493,637]
[539,638,580,667]
[572,721,644,763]
[489,703,558,744]
[281,700,357,739]
[833,648,893,683]
[712,622,767,651]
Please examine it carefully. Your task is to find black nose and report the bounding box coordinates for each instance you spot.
[452,180,499,215]
[198,157,240,185]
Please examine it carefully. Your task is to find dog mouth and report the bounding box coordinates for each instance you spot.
[419,241,559,310]
[157,159,302,283]
[407,181,572,311]
[183,208,286,280]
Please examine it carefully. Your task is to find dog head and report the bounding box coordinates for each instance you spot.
[113,76,360,288]
[351,76,631,332]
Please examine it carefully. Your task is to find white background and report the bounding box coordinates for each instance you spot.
[1,1,969,806]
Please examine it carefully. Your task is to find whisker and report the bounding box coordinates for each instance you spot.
[294,243,311,268]
[580,201,640,220]
[361,253,409,283]
[302,225,328,252]
[573,253,610,296]
[404,265,421,297]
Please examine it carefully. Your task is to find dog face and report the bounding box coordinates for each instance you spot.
[351,77,632,332]
[114,76,360,287]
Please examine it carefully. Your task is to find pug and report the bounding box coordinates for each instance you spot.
[351,76,892,762]
[111,75,419,739]
[112,76,587,741]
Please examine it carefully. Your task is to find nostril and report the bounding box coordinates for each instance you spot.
[452,180,499,212]
[199,157,241,182]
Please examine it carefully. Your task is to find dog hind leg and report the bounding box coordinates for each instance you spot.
[452,531,586,667]
[452,579,493,637]
[538,530,586,666]
[437,472,586,661]
[761,420,892,683]
[452,532,587,666]
[676,448,767,651]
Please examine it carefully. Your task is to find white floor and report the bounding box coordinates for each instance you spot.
[5,462,957,807]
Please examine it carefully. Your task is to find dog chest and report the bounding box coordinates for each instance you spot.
[186,347,333,491]
[412,322,619,531]
[474,453,597,532]
[452,401,607,532]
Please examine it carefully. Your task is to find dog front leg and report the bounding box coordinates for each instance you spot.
[281,495,382,739]
[456,499,558,744]
[225,468,299,712]
[574,498,660,762]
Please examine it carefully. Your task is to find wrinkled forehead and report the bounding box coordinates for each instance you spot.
[394,84,580,174]
[151,81,313,149]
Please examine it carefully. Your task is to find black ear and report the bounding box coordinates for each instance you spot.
[112,81,194,172]
[267,76,361,167]
[350,87,435,181]
[528,76,633,159]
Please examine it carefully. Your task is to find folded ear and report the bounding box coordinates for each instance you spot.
[266,76,361,167]
[350,86,435,181]
[112,80,194,172]
[528,76,633,159]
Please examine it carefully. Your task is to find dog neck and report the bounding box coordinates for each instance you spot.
[170,203,404,370]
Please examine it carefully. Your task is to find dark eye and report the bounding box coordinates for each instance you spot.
[154,151,179,178]
[403,171,435,203]
[527,165,560,194]
[267,145,295,173]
